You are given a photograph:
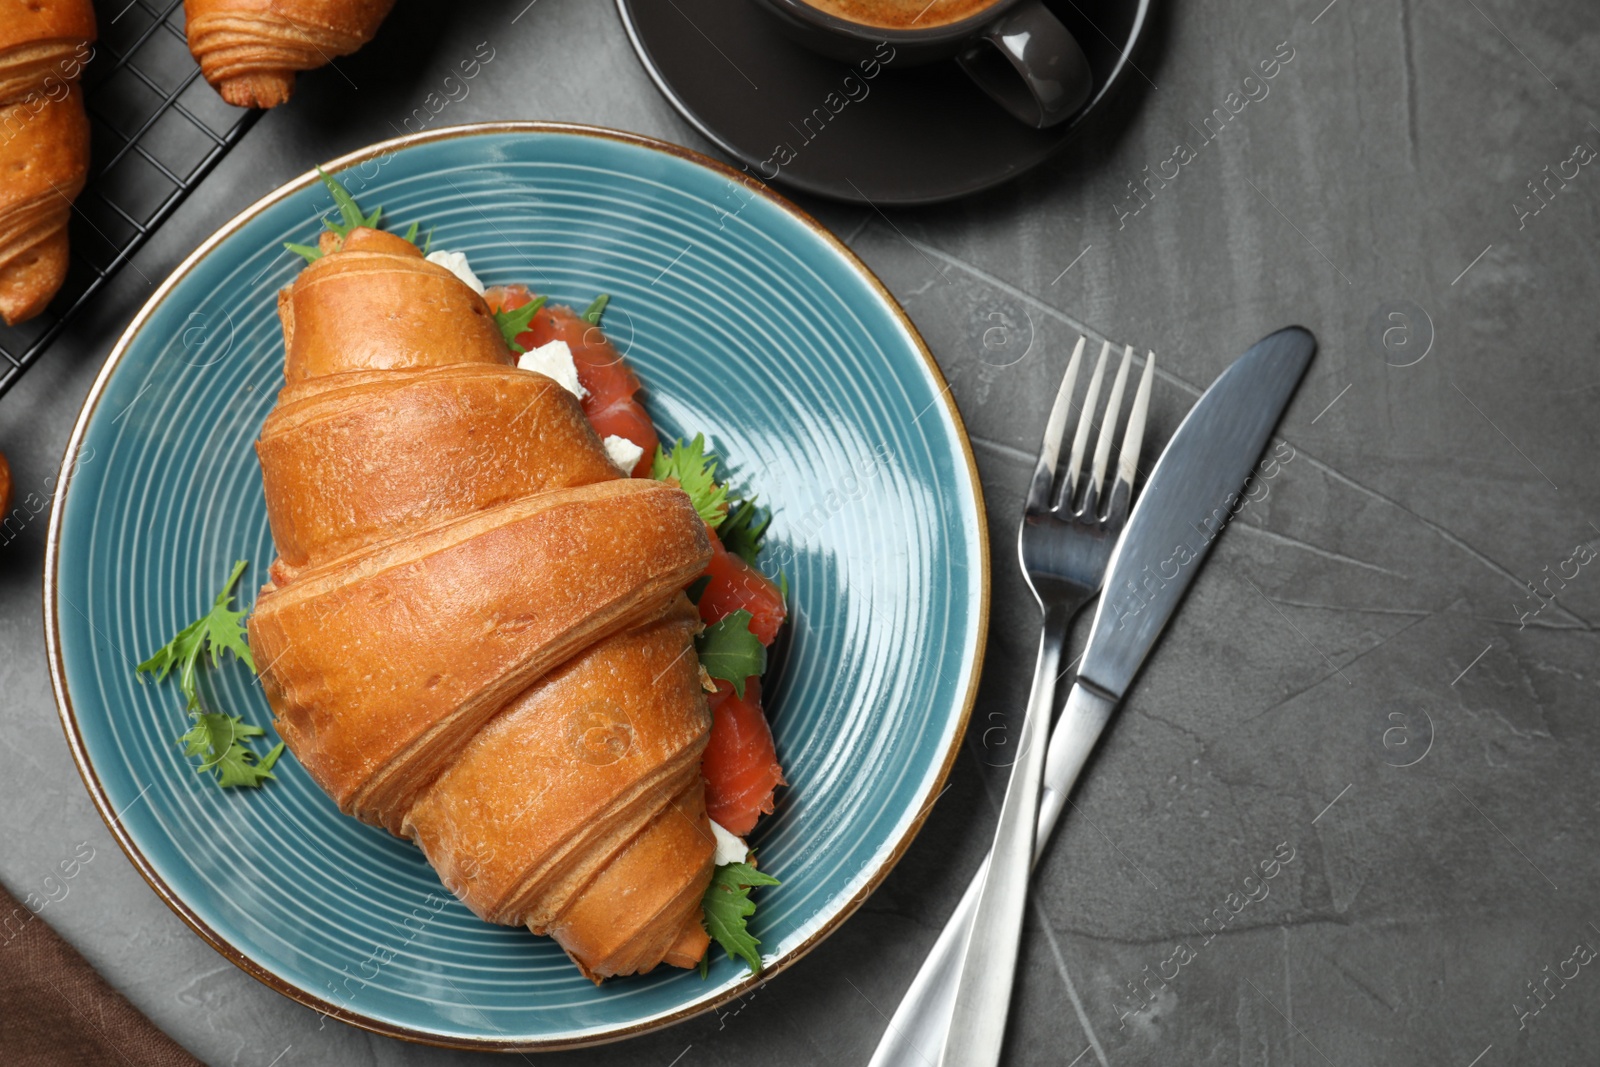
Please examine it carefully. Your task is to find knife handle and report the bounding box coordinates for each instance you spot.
[1041,680,1117,807]
[866,851,986,1067]
[870,680,1120,1067]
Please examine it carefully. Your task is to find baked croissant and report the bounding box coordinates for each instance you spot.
[0,0,94,326]
[184,0,396,109]
[247,227,721,978]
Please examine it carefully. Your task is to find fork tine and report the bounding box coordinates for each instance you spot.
[1087,345,1134,512]
[1058,340,1110,511]
[1105,350,1154,522]
[1118,352,1155,489]
[1024,336,1085,513]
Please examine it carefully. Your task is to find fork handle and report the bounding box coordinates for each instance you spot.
[938,603,1069,1067]
[865,793,1069,1067]
[869,633,1119,1067]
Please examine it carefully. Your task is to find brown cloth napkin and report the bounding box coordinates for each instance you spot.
[1,884,202,1067]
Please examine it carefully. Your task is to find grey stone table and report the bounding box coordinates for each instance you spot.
[3,0,1597,1063]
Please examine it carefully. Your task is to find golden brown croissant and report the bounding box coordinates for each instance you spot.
[184,0,396,109]
[247,229,721,978]
[0,0,94,326]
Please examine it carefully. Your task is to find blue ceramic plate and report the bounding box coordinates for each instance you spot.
[44,123,987,1050]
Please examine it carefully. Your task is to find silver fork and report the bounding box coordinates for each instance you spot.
[868,337,1153,1067]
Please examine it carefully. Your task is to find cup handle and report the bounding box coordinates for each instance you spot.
[955,0,1093,129]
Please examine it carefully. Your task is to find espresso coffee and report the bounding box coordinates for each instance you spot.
[798,0,1002,30]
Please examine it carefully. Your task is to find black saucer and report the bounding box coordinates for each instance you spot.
[615,0,1153,205]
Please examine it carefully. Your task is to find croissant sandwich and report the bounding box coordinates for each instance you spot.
[0,0,94,326]
[185,0,395,109]
[247,182,787,980]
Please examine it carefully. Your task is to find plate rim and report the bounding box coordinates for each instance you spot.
[41,120,991,1051]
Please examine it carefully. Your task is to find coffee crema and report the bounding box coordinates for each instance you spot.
[797,0,1002,30]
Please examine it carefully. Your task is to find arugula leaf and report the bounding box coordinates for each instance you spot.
[139,562,284,790]
[178,713,284,789]
[701,859,780,975]
[287,169,423,262]
[137,560,255,712]
[493,296,546,354]
[317,167,382,237]
[652,435,729,529]
[582,293,610,325]
[719,498,771,566]
[696,610,765,698]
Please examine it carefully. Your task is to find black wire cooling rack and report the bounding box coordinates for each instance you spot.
[0,0,260,400]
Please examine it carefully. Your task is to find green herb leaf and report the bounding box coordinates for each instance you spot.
[581,293,610,325]
[652,435,729,529]
[719,498,771,566]
[701,859,780,975]
[140,562,282,789]
[137,560,255,712]
[291,170,422,261]
[696,610,765,698]
[177,713,284,789]
[493,296,546,354]
[317,167,382,237]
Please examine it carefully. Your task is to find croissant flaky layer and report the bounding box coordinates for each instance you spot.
[406,597,717,979]
[0,38,91,105]
[250,478,714,831]
[279,227,511,381]
[0,2,95,325]
[185,0,397,108]
[257,364,621,581]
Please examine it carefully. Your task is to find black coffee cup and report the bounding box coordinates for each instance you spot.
[752,0,1093,128]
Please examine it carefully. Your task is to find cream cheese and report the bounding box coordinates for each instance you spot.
[423,249,485,295]
[516,339,588,400]
[709,819,748,866]
[602,434,644,473]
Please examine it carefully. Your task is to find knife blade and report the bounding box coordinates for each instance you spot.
[1038,325,1315,808]
[881,326,1315,1067]
[1074,325,1317,702]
